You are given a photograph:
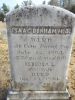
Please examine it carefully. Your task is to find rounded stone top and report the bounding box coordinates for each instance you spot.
[6,5,75,27]
[6,5,75,17]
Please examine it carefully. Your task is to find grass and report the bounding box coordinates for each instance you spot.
[68,37,75,100]
[0,33,10,100]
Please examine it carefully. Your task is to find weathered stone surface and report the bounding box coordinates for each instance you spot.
[7,91,69,100]
[6,5,75,100]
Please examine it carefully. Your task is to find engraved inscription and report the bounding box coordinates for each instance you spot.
[6,5,75,91]
[10,26,72,35]
[9,26,72,90]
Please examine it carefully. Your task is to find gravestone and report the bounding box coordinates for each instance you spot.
[6,5,75,100]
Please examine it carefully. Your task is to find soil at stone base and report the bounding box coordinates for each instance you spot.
[0,33,75,100]
[68,36,75,100]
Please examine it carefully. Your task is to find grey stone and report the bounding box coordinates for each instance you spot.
[7,91,69,100]
[6,5,75,100]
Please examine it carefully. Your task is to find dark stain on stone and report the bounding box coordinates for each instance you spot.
[43,81,65,91]
[12,81,31,91]
[40,14,42,16]
[6,16,10,22]
[42,83,54,91]
[61,15,72,27]
[18,12,22,17]
[42,8,48,15]
[55,81,65,91]
[64,15,69,20]
[57,11,60,17]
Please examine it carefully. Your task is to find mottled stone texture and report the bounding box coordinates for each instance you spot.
[6,5,75,100]
[7,91,69,100]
